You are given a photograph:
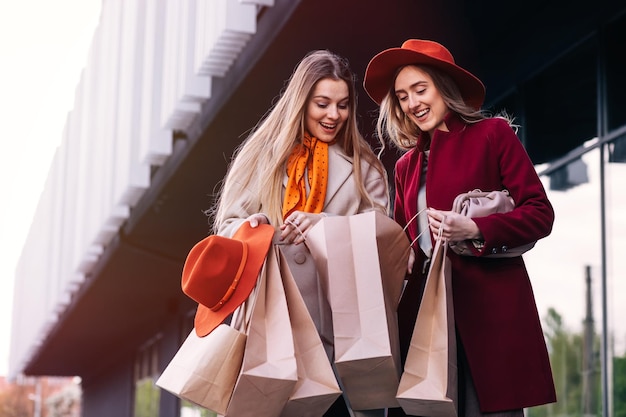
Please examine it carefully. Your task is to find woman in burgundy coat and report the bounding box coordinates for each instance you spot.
[363,39,557,416]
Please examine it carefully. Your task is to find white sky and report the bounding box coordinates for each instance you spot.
[0,0,102,376]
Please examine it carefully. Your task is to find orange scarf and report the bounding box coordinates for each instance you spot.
[282,133,329,219]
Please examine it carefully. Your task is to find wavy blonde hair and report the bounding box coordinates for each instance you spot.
[375,64,512,153]
[210,50,387,232]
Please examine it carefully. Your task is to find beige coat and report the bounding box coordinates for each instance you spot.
[218,143,388,358]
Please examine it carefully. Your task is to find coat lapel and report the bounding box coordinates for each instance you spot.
[324,145,353,208]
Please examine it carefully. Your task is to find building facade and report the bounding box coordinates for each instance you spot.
[9,0,626,416]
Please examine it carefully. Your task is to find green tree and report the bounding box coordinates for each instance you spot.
[615,354,626,417]
[134,378,160,417]
[527,308,602,417]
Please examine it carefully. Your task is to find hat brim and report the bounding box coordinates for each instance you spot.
[194,222,274,337]
[364,47,485,110]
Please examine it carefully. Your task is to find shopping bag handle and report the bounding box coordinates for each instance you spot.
[402,208,427,249]
[402,208,446,249]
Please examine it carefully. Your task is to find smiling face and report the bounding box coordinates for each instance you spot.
[305,78,350,143]
[394,65,450,136]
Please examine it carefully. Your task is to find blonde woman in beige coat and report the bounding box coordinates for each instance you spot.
[209,50,389,417]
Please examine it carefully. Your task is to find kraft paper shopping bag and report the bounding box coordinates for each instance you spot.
[278,248,342,417]
[155,321,246,414]
[396,229,458,417]
[306,211,410,410]
[222,245,298,417]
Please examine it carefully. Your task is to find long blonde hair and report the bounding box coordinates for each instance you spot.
[211,50,386,232]
[375,64,511,153]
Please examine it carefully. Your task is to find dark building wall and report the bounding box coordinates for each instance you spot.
[81,358,134,417]
[157,315,190,417]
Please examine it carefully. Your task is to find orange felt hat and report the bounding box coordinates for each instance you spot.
[181,222,274,337]
[363,39,486,110]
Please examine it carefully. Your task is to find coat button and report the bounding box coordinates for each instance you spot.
[294,252,307,264]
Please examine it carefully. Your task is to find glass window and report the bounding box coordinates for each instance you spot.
[524,132,626,417]
[605,14,626,131]
[134,337,161,417]
[524,40,597,164]
[604,134,626,415]
[525,148,603,416]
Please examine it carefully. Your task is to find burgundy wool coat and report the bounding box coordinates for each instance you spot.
[394,113,557,412]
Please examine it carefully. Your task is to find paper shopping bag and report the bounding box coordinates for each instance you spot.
[396,231,458,417]
[306,211,410,410]
[156,322,246,414]
[278,248,342,417]
[223,245,298,417]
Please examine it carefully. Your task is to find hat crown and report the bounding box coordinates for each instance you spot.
[401,39,455,65]
[182,223,274,337]
[182,236,247,311]
[363,38,485,109]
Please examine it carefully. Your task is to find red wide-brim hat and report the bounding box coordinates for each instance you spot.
[181,222,274,337]
[364,39,486,110]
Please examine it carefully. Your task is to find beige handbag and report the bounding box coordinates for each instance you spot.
[306,211,410,410]
[396,225,458,417]
[449,189,536,258]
